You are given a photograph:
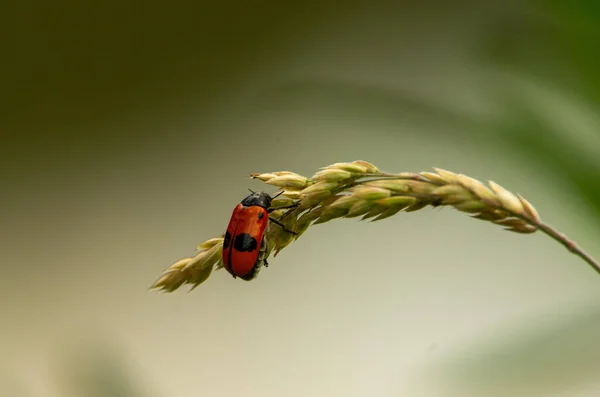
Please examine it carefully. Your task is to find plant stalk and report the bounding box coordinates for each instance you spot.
[536,222,600,276]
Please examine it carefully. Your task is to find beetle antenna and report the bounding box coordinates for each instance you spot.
[248,188,255,194]
[272,190,284,199]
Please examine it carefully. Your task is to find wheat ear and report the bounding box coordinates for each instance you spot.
[151,160,599,292]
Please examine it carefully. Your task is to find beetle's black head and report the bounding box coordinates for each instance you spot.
[241,191,272,209]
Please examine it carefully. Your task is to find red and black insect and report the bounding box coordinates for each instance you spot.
[222,191,297,280]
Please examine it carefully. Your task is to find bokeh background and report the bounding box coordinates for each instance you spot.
[3,1,600,396]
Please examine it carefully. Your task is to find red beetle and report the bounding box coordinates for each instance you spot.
[222,191,297,280]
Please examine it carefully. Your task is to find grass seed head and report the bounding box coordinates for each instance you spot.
[264,174,309,189]
[345,200,373,217]
[312,168,354,182]
[457,175,501,207]
[432,168,459,183]
[375,196,417,209]
[360,205,386,221]
[250,172,277,182]
[271,197,297,208]
[314,206,349,224]
[471,210,505,221]
[280,190,303,200]
[371,206,404,221]
[517,194,541,223]
[431,184,473,205]
[401,180,437,197]
[420,171,447,185]
[404,201,430,212]
[328,195,358,210]
[326,162,370,173]
[488,181,524,215]
[350,186,391,200]
[188,265,214,290]
[494,218,529,228]
[300,181,338,195]
[154,160,556,292]
[365,179,411,193]
[352,160,379,173]
[300,191,333,208]
[453,200,487,213]
[197,237,224,251]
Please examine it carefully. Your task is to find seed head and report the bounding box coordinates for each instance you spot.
[312,168,353,182]
[152,160,563,293]
[350,186,391,200]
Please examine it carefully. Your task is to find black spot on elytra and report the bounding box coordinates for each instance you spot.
[234,233,258,252]
[223,231,231,248]
[257,212,264,219]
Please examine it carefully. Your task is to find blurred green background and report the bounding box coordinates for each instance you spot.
[3,1,600,396]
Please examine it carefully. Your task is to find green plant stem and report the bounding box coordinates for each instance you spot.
[536,221,600,276]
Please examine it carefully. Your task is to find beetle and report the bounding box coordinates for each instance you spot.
[222,190,298,280]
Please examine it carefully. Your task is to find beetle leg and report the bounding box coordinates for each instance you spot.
[260,237,268,268]
[268,217,297,235]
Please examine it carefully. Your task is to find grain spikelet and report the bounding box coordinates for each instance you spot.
[151,160,599,292]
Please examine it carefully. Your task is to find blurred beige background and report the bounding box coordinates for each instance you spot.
[3,2,600,397]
